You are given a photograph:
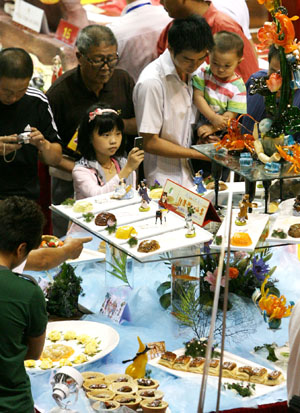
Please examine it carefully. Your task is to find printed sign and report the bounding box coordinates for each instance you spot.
[55,19,80,47]
[100,292,131,324]
[160,179,221,227]
[13,0,44,32]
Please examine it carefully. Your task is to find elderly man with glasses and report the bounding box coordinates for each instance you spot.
[47,24,137,236]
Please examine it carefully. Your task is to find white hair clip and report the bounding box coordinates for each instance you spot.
[88,108,118,122]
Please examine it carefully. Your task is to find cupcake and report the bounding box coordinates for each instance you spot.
[83,378,109,393]
[82,371,105,381]
[114,394,142,410]
[87,389,115,403]
[140,399,169,413]
[106,373,134,384]
[109,382,138,396]
[92,400,120,411]
[137,389,164,401]
[135,378,159,390]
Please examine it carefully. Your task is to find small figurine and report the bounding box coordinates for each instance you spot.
[155,208,167,224]
[138,179,151,203]
[111,178,134,200]
[139,195,150,212]
[193,170,206,194]
[293,195,300,216]
[123,336,149,379]
[185,206,196,238]
[235,194,258,226]
[51,55,63,84]
[158,191,168,209]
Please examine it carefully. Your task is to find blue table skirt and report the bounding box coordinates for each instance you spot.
[28,236,300,413]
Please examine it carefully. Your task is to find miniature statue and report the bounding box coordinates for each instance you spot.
[158,191,168,209]
[193,170,206,194]
[235,194,258,226]
[124,336,149,379]
[155,208,167,224]
[138,179,151,203]
[185,206,196,238]
[111,178,134,200]
[139,195,150,212]
[51,55,63,84]
[293,195,300,216]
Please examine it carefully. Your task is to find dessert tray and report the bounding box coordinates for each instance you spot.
[148,348,285,399]
[210,211,270,252]
[267,215,300,244]
[26,321,119,372]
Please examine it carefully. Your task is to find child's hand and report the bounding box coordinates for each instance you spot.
[127,147,144,171]
[211,114,228,131]
[197,124,216,139]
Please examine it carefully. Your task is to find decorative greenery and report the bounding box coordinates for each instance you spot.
[149,179,162,190]
[46,263,84,317]
[107,250,131,288]
[271,228,287,239]
[61,197,75,206]
[223,382,256,398]
[254,343,279,362]
[184,338,220,359]
[83,212,94,222]
[128,236,138,248]
[105,223,117,234]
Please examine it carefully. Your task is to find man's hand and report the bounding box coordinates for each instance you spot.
[63,236,93,259]
[0,135,21,156]
[197,124,216,139]
[29,127,49,152]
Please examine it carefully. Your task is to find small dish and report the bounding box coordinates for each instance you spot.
[83,378,108,392]
[135,378,159,390]
[106,373,134,384]
[82,371,105,381]
[92,400,120,411]
[137,389,164,401]
[87,389,115,403]
[109,382,138,395]
[140,399,169,413]
[114,394,142,410]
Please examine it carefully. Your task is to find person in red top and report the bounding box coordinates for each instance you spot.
[157,0,258,83]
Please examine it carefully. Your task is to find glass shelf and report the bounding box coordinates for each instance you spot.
[192,143,300,182]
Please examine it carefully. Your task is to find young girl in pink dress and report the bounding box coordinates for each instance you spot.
[73,104,144,200]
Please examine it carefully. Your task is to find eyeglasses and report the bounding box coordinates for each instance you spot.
[82,53,119,69]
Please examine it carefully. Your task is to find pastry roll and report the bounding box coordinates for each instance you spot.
[158,351,177,369]
[265,370,285,386]
[235,366,253,381]
[208,359,220,376]
[188,357,205,374]
[173,355,192,371]
[249,367,268,384]
[222,361,237,379]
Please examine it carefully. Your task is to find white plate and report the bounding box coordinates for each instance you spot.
[211,211,270,252]
[267,215,300,244]
[201,182,265,203]
[52,190,141,220]
[103,212,186,246]
[26,320,119,372]
[120,226,213,261]
[67,248,105,264]
[148,348,285,399]
[75,202,157,234]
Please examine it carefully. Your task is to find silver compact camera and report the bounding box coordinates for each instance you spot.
[17,131,31,144]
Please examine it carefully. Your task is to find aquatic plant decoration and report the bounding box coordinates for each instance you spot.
[250,0,300,138]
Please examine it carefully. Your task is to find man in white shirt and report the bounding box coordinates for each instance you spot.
[133,15,213,188]
[108,0,172,82]
[212,0,251,40]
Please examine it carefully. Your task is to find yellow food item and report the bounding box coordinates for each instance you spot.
[149,188,163,199]
[48,330,62,342]
[41,344,75,362]
[84,342,98,356]
[73,200,93,213]
[231,232,252,246]
[64,330,77,340]
[59,358,73,367]
[77,334,93,344]
[24,360,36,368]
[115,226,137,239]
[40,358,53,370]
[73,353,88,364]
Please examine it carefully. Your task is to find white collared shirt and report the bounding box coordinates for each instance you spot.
[133,49,197,189]
[212,0,251,40]
[108,1,172,82]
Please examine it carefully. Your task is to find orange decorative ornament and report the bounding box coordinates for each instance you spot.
[266,72,282,92]
[274,11,299,53]
[257,0,276,12]
[228,267,239,279]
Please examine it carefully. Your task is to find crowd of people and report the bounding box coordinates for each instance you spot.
[1,0,300,411]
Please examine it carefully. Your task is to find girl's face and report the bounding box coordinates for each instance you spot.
[92,126,122,159]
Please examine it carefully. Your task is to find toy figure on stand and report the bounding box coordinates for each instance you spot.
[139,196,150,212]
[158,192,168,209]
[293,195,300,216]
[185,206,196,238]
[51,55,63,84]
[138,180,151,203]
[111,178,134,199]
[123,336,150,379]
[193,170,206,194]
[236,194,258,225]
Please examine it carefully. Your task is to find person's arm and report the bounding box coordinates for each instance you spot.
[30,127,62,166]
[25,331,46,360]
[194,89,228,130]
[141,132,209,161]
[0,135,22,156]
[123,118,137,135]
[24,237,93,271]
[53,156,75,173]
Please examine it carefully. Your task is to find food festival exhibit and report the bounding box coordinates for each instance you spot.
[4,0,300,412]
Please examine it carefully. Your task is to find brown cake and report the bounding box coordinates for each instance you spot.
[288,223,300,238]
[95,212,116,226]
[137,240,160,253]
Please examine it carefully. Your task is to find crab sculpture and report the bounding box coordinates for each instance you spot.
[276,143,300,173]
